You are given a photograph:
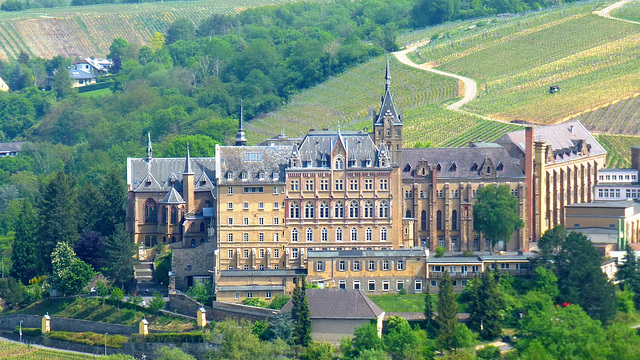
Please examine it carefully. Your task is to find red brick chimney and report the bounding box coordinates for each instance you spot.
[525,127,534,242]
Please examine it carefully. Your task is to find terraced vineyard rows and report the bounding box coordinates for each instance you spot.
[0,0,325,60]
[246,56,459,145]
[597,134,640,168]
[575,93,640,135]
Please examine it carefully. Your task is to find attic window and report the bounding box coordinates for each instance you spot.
[436,163,442,172]
[403,164,412,173]
[496,162,504,171]
[145,180,152,186]
[272,172,279,180]
[348,160,356,167]
[245,153,263,162]
[450,163,457,172]
[471,162,478,171]
[200,179,207,186]
[258,171,265,180]
[226,172,233,180]
[241,171,248,180]
[366,160,372,167]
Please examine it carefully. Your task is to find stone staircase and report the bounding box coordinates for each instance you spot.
[134,261,154,283]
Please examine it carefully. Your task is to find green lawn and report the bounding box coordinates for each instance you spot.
[369,293,470,313]
[78,87,112,97]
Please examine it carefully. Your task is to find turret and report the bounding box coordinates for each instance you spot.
[183,143,195,214]
[235,100,247,146]
[146,132,153,161]
[372,55,403,165]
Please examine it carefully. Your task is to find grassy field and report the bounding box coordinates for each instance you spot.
[611,0,640,22]
[78,87,113,98]
[597,134,640,168]
[246,55,460,145]
[17,298,194,332]
[0,341,99,359]
[409,1,640,130]
[0,0,326,61]
[369,293,469,313]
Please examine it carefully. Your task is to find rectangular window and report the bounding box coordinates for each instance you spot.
[306,180,314,191]
[452,280,458,287]
[273,187,279,194]
[228,218,234,225]
[291,248,299,258]
[462,280,468,287]
[350,180,358,191]
[291,180,299,191]
[274,233,279,242]
[397,260,404,270]
[430,280,437,287]
[335,179,343,191]
[228,202,233,210]
[243,218,249,225]
[243,187,264,193]
[353,260,361,271]
[274,249,279,258]
[274,218,280,225]
[258,202,264,210]
[368,261,375,271]
[365,179,373,190]
[243,249,249,258]
[259,218,264,225]
[368,280,375,291]
[397,281,404,291]
[500,263,510,269]
[243,265,249,270]
[383,260,390,270]
[415,280,422,291]
[274,202,280,210]
[383,280,390,291]
[245,153,263,162]
[431,265,442,272]
[243,233,249,242]
[259,249,265,258]
[316,261,324,271]
[247,292,253,298]
[353,280,361,290]
[228,187,233,195]
[235,292,239,299]
[274,264,279,269]
[228,233,233,242]
[265,291,272,299]
[228,250,233,258]
[320,180,328,191]
[338,261,347,271]
[244,202,249,210]
[339,280,346,290]
[380,179,388,190]
[259,233,264,242]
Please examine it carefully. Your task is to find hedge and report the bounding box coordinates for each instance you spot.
[46,331,128,348]
[13,327,41,336]
[131,331,205,343]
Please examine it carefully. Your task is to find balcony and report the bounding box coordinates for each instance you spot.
[429,272,480,279]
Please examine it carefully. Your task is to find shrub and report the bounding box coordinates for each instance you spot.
[435,246,445,258]
[14,327,41,336]
[46,331,127,348]
[132,332,204,343]
[269,295,291,310]
[243,297,269,308]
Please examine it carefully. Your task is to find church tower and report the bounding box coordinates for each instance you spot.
[235,100,247,146]
[372,56,403,165]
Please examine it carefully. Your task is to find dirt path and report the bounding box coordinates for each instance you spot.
[597,0,640,24]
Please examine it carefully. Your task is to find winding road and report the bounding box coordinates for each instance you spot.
[393,0,637,116]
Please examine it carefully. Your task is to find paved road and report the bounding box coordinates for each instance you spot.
[597,0,640,23]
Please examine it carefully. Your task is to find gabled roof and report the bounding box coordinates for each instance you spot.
[160,186,185,204]
[216,145,290,185]
[374,56,401,126]
[68,69,96,80]
[127,157,216,192]
[281,289,384,319]
[295,130,384,169]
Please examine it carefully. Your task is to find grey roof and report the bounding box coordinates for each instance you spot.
[218,285,285,291]
[427,257,482,264]
[216,145,292,185]
[220,269,305,277]
[401,147,523,179]
[259,133,303,147]
[68,69,96,80]
[295,130,386,169]
[565,200,640,211]
[0,141,24,152]
[571,227,619,244]
[127,157,216,193]
[374,56,401,126]
[599,168,638,174]
[281,289,384,319]
[160,186,185,204]
[497,120,606,162]
[479,254,533,262]
[308,248,427,259]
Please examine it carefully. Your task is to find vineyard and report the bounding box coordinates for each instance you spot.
[245,55,460,145]
[574,93,640,135]
[0,0,324,60]
[411,1,640,128]
[611,0,640,22]
[0,340,98,359]
[597,134,640,168]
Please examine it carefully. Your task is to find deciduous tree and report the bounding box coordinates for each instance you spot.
[473,185,523,252]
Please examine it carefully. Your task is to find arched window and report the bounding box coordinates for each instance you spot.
[421,210,427,231]
[381,228,387,242]
[320,202,329,218]
[145,199,157,223]
[452,210,458,230]
[151,236,157,246]
[170,206,178,224]
[334,201,344,218]
[200,222,205,232]
[349,201,359,218]
[200,238,205,244]
[364,201,374,218]
[162,207,167,223]
[321,228,328,242]
[305,202,315,219]
[336,228,343,242]
[406,210,412,218]
[334,157,344,170]
[437,210,442,231]
[306,228,313,242]
[162,236,166,243]
[144,236,150,247]
[379,201,389,218]
[291,228,298,242]
[351,228,358,242]
[191,239,196,247]
[366,228,372,242]
[290,202,300,218]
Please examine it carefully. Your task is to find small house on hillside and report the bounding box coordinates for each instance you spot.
[68,69,97,87]
[280,289,385,343]
[0,77,8,91]
[72,58,112,76]
[0,141,24,157]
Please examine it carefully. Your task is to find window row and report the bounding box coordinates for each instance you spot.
[429,279,468,288]
[228,264,281,270]
[288,201,389,219]
[599,174,636,181]
[226,217,281,226]
[234,291,272,300]
[144,199,183,224]
[315,258,405,272]
[225,170,279,181]
[227,202,283,210]
[290,179,388,191]
[598,188,621,198]
[291,227,388,242]
[328,279,422,292]
[227,186,284,195]
[227,232,280,242]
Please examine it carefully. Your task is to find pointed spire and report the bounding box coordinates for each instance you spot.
[235,99,247,146]
[385,54,391,92]
[146,132,153,161]
[184,142,193,174]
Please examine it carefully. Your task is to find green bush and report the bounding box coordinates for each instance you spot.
[243,297,269,308]
[46,331,128,348]
[132,332,204,343]
[14,327,41,336]
[435,246,445,258]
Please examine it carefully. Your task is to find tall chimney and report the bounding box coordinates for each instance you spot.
[525,127,534,244]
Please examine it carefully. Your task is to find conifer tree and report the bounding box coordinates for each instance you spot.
[98,168,126,236]
[468,271,503,340]
[77,182,104,234]
[436,270,459,352]
[424,282,436,335]
[38,170,78,274]
[10,199,38,284]
[104,224,136,288]
[616,243,640,309]
[292,276,311,347]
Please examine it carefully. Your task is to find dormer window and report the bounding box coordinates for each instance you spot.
[450,162,457,172]
[403,164,411,173]
[436,163,441,172]
[496,162,504,171]
[272,172,279,180]
[486,167,491,174]
[366,160,372,167]
[335,157,344,170]
[226,172,233,180]
[258,171,265,180]
[471,162,478,171]
[240,171,248,180]
[200,180,207,186]
[348,160,356,167]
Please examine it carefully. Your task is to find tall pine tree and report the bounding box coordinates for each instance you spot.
[104,224,136,288]
[98,169,126,237]
[468,271,503,340]
[291,276,311,347]
[10,199,38,284]
[38,170,78,273]
[616,243,640,309]
[436,270,459,352]
[424,282,436,336]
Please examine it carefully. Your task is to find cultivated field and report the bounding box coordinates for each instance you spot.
[573,93,640,135]
[0,0,325,60]
[0,341,96,359]
[245,55,461,145]
[611,0,640,22]
[597,134,640,168]
[413,1,640,129]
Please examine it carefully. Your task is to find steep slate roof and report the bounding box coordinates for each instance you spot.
[374,56,401,126]
[296,130,383,168]
[0,141,24,152]
[160,186,185,204]
[281,289,384,319]
[497,120,606,162]
[216,145,290,185]
[127,157,216,192]
[68,69,96,80]
[307,248,426,259]
[401,147,523,179]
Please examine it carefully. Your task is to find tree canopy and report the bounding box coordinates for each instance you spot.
[473,185,523,251]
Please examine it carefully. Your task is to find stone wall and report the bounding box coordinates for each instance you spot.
[172,241,214,290]
[169,293,277,322]
[0,314,137,335]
